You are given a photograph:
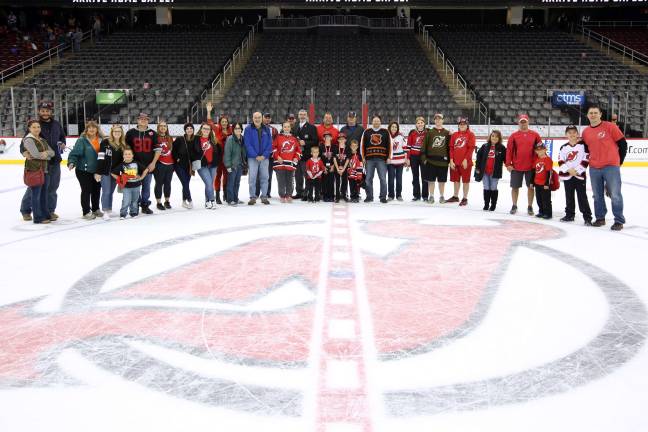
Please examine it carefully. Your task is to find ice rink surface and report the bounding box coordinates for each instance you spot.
[1,165,647,432]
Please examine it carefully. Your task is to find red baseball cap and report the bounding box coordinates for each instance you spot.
[518,114,530,123]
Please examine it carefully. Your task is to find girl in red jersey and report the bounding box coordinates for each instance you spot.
[206,102,232,204]
[387,121,408,201]
[193,123,222,209]
[153,120,175,211]
[272,120,302,203]
[347,139,364,203]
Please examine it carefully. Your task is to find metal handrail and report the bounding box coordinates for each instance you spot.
[579,25,648,67]
[1,29,93,85]
[264,15,412,30]
[582,20,648,29]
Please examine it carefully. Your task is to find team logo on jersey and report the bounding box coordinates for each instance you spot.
[566,150,578,162]
[280,140,295,153]
[0,220,645,422]
[598,131,607,139]
[431,136,446,148]
[535,162,546,174]
[488,148,496,158]
[370,134,382,145]
[454,136,467,149]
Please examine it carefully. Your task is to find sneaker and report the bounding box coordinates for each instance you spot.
[280,197,286,203]
[380,198,388,204]
[93,210,104,217]
[343,197,350,202]
[130,213,138,218]
[164,201,172,209]
[412,197,420,202]
[396,196,403,202]
[428,197,435,204]
[141,205,153,215]
[446,196,460,203]
[49,212,59,221]
[527,206,534,216]
[459,198,468,206]
[364,197,373,203]
[182,200,191,209]
[83,212,96,220]
[248,198,256,205]
[210,200,217,209]
[22,213,33,221]
[34,219,50,225]
[541,215,552,220]
[510,205,518,215]
[611,223,624,231]
[560,216,574,222]
[237,200,244,205]
[120,216,126,220]
[102,213,110,221]
[535,213,544,218]
[228,201,237,206]
[388,197,394,201]
[351,198,359,203]
[261,198,270,205]
[205,201,213,209]
[439,196,446,204]
[584,219,593,226]
[301,196,308,202]
[287,197,293,203]
[156,203,166,211]
[592,219,606,227]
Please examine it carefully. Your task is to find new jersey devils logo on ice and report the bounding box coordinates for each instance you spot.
[0,219,645,419]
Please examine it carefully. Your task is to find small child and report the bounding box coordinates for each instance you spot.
[558,125,592,225]
[320,132,336,202]
[347,139,364,203]
[272,120,302,203]
[474,130,506,211]
[306,146,325,202]
[533,142,553,219]
[334,133,350,203]
[112,147,149,219]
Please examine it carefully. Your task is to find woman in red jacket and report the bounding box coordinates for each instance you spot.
[206,102,232,204]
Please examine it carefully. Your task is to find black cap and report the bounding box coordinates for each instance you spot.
[287,113,296,120]
[534,141,546,150]
[38,101,54,110]
[565,125,578,133]
[347,111,357,117]
[263,112,272,118]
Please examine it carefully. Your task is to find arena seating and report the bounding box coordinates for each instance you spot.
[0,27,246,135]
[430,26,648,133]
[219,31,463,124]
[591,27,648,57]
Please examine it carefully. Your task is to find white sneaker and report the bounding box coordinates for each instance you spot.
[120,216,125,220]
[182,200,191,209]
[102,212,111,221]
[187,201,194,209]
[83,212,96,220]
[210,200,217,209]
[205,201,213,209]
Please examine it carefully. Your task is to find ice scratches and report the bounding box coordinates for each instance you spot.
[74,336,302,416]
[384,243,648,415]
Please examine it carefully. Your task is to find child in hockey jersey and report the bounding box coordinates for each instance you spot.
[111,147,149,219]
[306,146,325,202]
[558,125,592,225]
[333,133,350,202]
[387,121,408,201]
[475,130,506,211]
[347,139,364,203]
[272,120,302,203]
[320,132,336,202]
[533,142,553,219]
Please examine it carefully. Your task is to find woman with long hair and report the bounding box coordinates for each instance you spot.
[172,123,198,209]
[223,122,246,206]
[95,123,126,220]
[475,130,506,211]
[68,120,105,219]
[193,122,222,209]
[22,120,54,224]
[153,120,175,210]
[387,121,408,201]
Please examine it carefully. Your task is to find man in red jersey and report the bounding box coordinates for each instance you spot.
[317,112,339,144]
[505,114,543,215]
[581,105,628,231]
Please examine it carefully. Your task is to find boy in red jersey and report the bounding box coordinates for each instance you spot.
[533,142,553,219]
[306,146,325,202]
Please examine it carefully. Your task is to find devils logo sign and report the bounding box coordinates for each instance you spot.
[0,219,645,422]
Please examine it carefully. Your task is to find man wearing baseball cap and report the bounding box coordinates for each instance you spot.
[340,111,364,149]
[506,114,543,215]
[20,101,66,221]
[125,112,160,214]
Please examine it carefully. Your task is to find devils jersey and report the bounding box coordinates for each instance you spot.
[558,141,589,181]
[306,157,325,179]
[272,134,302,171]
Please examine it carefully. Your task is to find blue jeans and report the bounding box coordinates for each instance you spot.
[227,166,242,203]
[482,174,500,191]
[248,158,269,199]
[120,187,140,217]
[175,165,192,202]
[138,173,153,207]
[387,164,404,198]
[101,174,117,211]
[20,162,60,215]
[365,158,388,200]
[31,174,49,223]
[197,166,217,201]
[590,165,625,224]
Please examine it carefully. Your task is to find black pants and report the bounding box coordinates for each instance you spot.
[322,171,335,200]
[154,163,174,200]
[335,171,348,199]
[563,177,592,220]
[295,159,306,196]
[174,165,192,202]
[409,154,428,199]
[75,169,101,215]
[306,178,322,201]
[535,185,552,217]
[349,178,361,199]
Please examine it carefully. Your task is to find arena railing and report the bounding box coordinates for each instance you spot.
[192,22,260,122]
[263,15,413,30]
[578,25,648,67]
[419,25,489,125]
[582,20,648,29]
[0,30,94,86]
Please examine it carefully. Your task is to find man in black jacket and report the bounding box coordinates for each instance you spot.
[20,101,66,221]
[339,111,364,201]
[292,109,318,200]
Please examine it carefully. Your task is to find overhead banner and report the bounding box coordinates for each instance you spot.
[551,91,586,108]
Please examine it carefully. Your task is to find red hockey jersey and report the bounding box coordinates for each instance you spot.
[306,157,326,179]
[272,133,302,171]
